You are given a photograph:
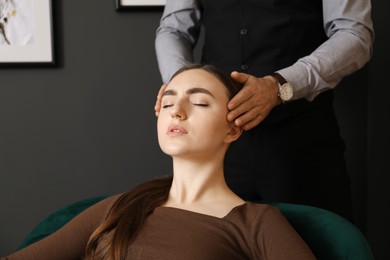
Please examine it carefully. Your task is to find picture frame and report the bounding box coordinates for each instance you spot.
[0,0,55,66]
[116,0,165,11]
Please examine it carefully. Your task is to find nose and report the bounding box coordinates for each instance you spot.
[169,101,187,120]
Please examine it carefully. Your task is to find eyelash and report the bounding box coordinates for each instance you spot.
[162,103,208,108]
[193,103,208,107]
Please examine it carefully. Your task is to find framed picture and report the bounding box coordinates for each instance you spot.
[0,0,55,66]
[116,0,165,11]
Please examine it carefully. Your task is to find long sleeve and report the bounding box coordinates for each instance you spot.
[251,206,316,260]
[155,0,202,83]
[3,196,118,260]
[278,0,374,101]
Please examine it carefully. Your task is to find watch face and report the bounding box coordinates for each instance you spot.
[279,83,293,101]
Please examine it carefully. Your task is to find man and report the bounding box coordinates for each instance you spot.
[154,0,374,221]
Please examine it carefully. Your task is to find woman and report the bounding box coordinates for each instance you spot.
[3,65,315,259]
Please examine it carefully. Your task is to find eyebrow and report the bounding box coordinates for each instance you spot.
[162,87,215,98]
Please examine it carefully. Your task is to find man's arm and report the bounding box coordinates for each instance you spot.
[155,0,202,83]
[227,0,374,130]
[277,0,374,101]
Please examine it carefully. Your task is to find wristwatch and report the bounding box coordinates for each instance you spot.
[271,73,294,103]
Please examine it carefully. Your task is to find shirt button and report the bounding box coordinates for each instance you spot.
[240,28,248,35]
[241,64,248,71]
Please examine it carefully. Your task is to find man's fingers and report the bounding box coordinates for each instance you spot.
[233,107,261,126]
[236,109,267,131]
[231,71,250,84]
[227,98,253,121]
[242,116,264,131]
[157,84,167,99]
[154,84,168,117]
[228,83,253,110]
[227,73,279,129]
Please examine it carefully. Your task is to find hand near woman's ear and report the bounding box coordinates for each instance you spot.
[227,71,280,131]
[154,84,168,117]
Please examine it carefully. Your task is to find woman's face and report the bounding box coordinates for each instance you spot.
[157,69,239,159]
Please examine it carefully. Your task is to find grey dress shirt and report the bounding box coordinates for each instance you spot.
[155,0,374,101]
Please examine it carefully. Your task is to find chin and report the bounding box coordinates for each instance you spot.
[161,146,189,157]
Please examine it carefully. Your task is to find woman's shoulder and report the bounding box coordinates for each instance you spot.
[87,194,122,216]
[234,201,280,214]
[92,194,122,208]
[225,202,283,224]
[70,194,123,227]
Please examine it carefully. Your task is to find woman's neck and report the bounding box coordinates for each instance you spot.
[171,159,226,202]
[163,157,244,217]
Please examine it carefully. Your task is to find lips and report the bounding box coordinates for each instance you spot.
[167,124,188,136]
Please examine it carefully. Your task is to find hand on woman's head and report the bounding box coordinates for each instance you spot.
[155,84,168,117]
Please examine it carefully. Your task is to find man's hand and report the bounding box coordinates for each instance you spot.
[154,84,168,117]
[228,71,281,130]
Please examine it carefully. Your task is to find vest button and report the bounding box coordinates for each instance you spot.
[240,28,248,35]
[241,64,248,71]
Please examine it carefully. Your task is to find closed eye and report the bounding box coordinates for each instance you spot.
[193,103,209,107]
[162,104,174,108]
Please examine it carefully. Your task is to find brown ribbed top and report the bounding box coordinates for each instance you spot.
[5,197,315,260]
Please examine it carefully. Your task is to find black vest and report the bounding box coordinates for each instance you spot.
[199,0,327,77]
[199,0,332,125]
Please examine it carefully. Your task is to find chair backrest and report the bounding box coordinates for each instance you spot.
[18,196,107,250]
[19,197,374,260]
[270,202,374,260]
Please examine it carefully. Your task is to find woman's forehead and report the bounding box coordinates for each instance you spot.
[168,69,225,92]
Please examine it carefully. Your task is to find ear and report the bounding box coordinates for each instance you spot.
[224,124,243,144]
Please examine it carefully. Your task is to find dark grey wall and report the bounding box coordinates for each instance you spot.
[0,0,389,259]
[335,1,390,259]
[0,0,171,255]
[334,68,368,233]
[366,1,390,260]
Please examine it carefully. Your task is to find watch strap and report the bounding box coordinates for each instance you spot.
[270,72,287,86]
[270,72,293,103]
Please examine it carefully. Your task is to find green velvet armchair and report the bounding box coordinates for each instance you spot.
[19,196,374,260]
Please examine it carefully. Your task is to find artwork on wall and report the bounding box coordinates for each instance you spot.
[0,0,54,65]
[116,0,165,10]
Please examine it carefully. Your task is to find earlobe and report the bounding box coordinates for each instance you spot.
[225,125,243,143]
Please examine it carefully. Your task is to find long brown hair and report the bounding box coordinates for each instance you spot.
[84,64,241,260]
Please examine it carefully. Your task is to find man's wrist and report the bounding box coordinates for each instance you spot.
[264,75,282,106]
[270,73,294,103]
